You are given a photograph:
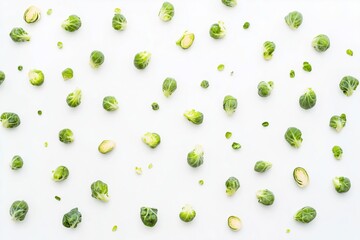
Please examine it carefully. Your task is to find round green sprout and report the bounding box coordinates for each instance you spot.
[62,208,82,228]
[162,77,177,97]
[209,21,226,39]
[28,69,45,86]
[222,0,237,7]
[10,155,24,170]
[66,89,82,108]
[257,81,274,97]
[112,11,127,31]
[187,145,204,168]
[52,166,69,182]
[284,11,303,30]
[62,68,73,80]
[90,50,105,68]
[0,71,5,85]
[332,146,343,160]
[339,76,359,96]
[91,180,110,202]
[333,176,351,193]
[243,22,250,29]
[10,200,29,221]
[302,62,312,72]
[293,167,310,188]
[228,216,242,231]
[151,102,159,110]
[140,207,158,227]
[232,142,241,150]
[284,127,303,148]
[158,2,174,22]
[312,34,330,52]
[179,204,196,222]
[329,113,346,132]
[263,41,276,60]
[184,109,204,125]
[59,128,74,144]
[299,88,316,110]
[223,95,238,115]
[254,161,272,173]
[200,80,209,89]
[225,177,240,196]
[142,132,161,148]
[103,96,118,111]
[24,6,41,24]
[62,15,82,32]
[1,112,21,128]
[98,140,116,154]
[176,31,195,49]
[134,51,151,70]
[294,206,317,223]
[9,28,31,42]
[256,189,275,206]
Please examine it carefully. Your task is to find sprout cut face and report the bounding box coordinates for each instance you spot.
[10,155,24,170]
[284,11,303,29]
[333,176,351,193]
[90,50,105,68]
[223,95,238,115]
[187,145,204,168]
[10,200,29,221]
[179,204,196,222]
[9,28,31,42]
[183,109,204,125]
[228,216,242,231]
[299,88,316,109]
[176,31,195,49]
[162,78,177,97]
[339,76,359,96]
[62,208,82,228]
[225,177,240,196]
[98,140,116,154]
[293,167,309,187]
[257,81,274,97]
[59,128,74,144]
[62,15,82,32]
[142,132,161,148]
[134,51,151,70]
[209,21,226,39]
[284,127,303,148]
[294,206,317,223]
[329,113,346,132]
[52,166,69,182]
[103,96,119,111]
[263,41,276,60]
[312,34,330,52]
[91,180,110,202]
[256,189,275,206]
[0,71,5,85]
[24,6,41,24]
[28,69,45,86]
[158,2,175,22]
[1,112,21,128]
[140,207,158,227]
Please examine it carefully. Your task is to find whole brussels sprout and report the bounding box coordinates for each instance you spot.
[112,9,127,31]
[284,127,303,148]
[62,15,81,32]
[263,41,276,60]
[299,88,317,110]
[62,68,73,81]
[209,21,226,39]
[284,11,303,29]
[140,207,158,227]
[256,189,275,205]
[257,81,274,97]
[254,161,272,173]
[294,206,316,223]
[52,166,69,182]
[179,204,196,222]
[90,50,105,68]
[329,113,346,132]
[91,180,110,202]
[28,69,45,86]
[1,112,21,128]
[62,208,82,228]
[59,128,74,144]
[158,2,175,22]
[339,76,359,96]
[10,200,29,221]
[312,34,330,52]
[0,71,5,85]
[225,177,240,196]
[66,89,82,108]
[162,77,177,97]
[142,132,161,148]
[103,96,118,111]
[223,95,238,115]
[333,176,351,193]
[134,51,151,70]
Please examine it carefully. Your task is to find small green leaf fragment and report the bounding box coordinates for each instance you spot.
[112,225,118,232]
[232,142,241,150]
[148,163,153,169]
[302,62,312,72]
[44,142,48,148]
[47,9,53,15]
[346,49,353,56]
[262,122,269,127]
[225,132,232,139]
[37,110,42,116]
[57,42,63,49]
[217,64,225,71]
[135,167,142,175]
[18,66,23,71]
[243,22,250,29]
[290,70,295,78]
[55,196,61,201]
[198,179,204,185]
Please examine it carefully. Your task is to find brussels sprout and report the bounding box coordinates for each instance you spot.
[254,161,272,173]
[1,112,21,128]
[142,132,161,148]
[103,96,118,111]
[225,131,232,139]
[28,69,45,86]
[299,88,316,110]
[329,113,346,132]
[179,204,196,222]
[284,127,303,148]
[66,89,82,108]
[332,146,343,160]
[312,34,330,52]
[262,122,269,127]
[140,207,158,227]
[217,64,225,71]
[290,70,295,78]
[162,78,177,97]
[228,216,242,231]
[151,102,159,110]
[24,6,41,24]
[187,145,204,168]
[52,166,69,182]
[9,28,31,42]
[0,71,5,85]
[209,21,226,39]
[176,31,195,49]
[257,81,274,97]
[256,189,275,205]
[90,50,105,68]
[346,49,353,56]
[98,140,116,154]
[57,41,63,49]
[293,167,309,187]
[232,142,241,150]
[10,155,24,170]
[263,41,276,60]
[134,51,151,70]
[59,128,74,144]
[91,180,109,202]
[62,15,81,32]
[200,80,209,89]
[302,62,312,72]
[225,177,240,196]
[222,0,237,7]
[243,22,250,29]
[112,11,127,31]
[294,206,317,223]
[158,2,174,22]
[184,109,204,125]
[333,176,351,193]
[284,11,303,29]
[62,208,82,228]
[339,76,359,96]
[10,200,29,221]
[62,68,73,80]
[223,95,238,115]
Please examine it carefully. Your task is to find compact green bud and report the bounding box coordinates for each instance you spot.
[66,89,82,108]
[1,112,21,128]
[162,77,177,97]
[225,177,240,196]
[10,155,24,170]
[103,96,118,111]
[52,166,70,182]
[209,21,226,39]
[223,95,238,115]
[91,180,110,202]
[333,176,351,193]
[254,161,272,173]
[112,10,127,31]
[62,208,82,228]
[284,127,303,148]
[256,189,275,205]
[329,113,346,132]
[222,0,237,7]
[142,132,161,148]
[184,109,204,125]
[179,204,196,222]
[257,81,274,97]
[339,76,359,96]
[62,15,81,32]
[59,128,74,144]
[263,41,276,60]
[187,145,204,168]
[10,200,29,221]
[284,11,303,29]
[158,2,175,22]
[294,206,317,223]
[28,69,45,86]
[140,207,158,227]
[312,34,330,52]
[62,68,73,81]
[0,71,5,85]
[90,50,105,68]
[299,88,316,109]
[134,51,151,70]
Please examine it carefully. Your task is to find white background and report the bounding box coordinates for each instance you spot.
[0,0,359,239]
